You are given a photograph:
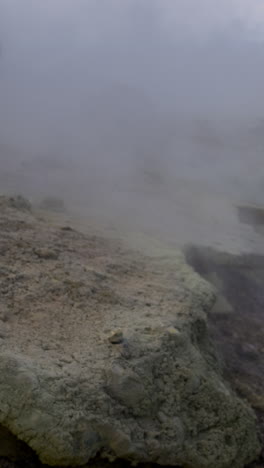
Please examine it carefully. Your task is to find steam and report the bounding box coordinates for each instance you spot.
[0,1,264,250]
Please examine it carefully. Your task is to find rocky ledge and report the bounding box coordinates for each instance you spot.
[0,195,260,467]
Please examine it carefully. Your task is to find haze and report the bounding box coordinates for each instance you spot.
[1,0,264,251]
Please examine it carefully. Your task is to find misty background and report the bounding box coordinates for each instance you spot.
[0,0,264,250]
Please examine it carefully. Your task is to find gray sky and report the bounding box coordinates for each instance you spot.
[2,0,264,42]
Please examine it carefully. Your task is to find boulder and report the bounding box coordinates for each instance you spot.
[0,197,260,467]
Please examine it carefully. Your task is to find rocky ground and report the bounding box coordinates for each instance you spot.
[0,195,263,468]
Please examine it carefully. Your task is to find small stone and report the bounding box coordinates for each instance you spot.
[166,326,181,336]
[108,329,124,344]
[41,343,52,351]
[60,226,74,232]
[34,248,58,260]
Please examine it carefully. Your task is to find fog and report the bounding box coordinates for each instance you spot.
[1,0,264,251]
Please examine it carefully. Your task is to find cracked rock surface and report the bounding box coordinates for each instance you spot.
[0,195,260,467]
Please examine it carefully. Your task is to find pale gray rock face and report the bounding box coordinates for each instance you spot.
[0,196,260,467]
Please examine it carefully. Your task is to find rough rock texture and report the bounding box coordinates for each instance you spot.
[0,195,31,212]
[0,195,260,467]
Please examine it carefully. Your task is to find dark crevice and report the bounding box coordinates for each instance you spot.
[185,245,264,467]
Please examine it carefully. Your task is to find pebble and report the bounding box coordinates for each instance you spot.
[108,329,124,344]
[166,326,181,336]
[34,248,58,260]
